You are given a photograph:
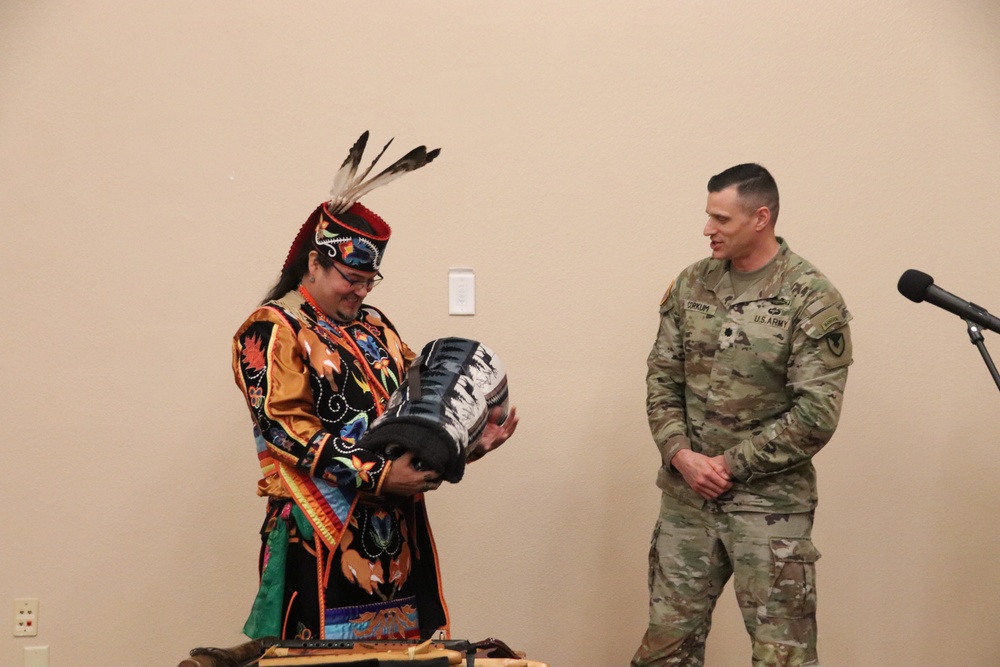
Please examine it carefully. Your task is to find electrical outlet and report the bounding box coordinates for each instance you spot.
[13,598,38,637]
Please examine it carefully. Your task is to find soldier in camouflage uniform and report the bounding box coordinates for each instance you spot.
[632,164,852,667]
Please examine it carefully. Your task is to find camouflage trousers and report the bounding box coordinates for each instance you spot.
[631,493,820,667]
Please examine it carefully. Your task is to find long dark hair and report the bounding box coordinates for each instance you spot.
[261,242,335,305]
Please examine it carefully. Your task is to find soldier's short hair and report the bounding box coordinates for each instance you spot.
[707,163,780,225]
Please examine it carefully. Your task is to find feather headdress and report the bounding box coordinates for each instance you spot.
[281,131,441,273]
[327,131,441,214]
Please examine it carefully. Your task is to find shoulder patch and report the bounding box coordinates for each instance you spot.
[826,332,847,357]
[818,328,853,368]
[659,279,675,307]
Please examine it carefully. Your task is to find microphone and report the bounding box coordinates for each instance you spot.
[897,269,1000,334]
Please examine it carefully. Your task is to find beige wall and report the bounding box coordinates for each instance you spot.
[3,2,999,666]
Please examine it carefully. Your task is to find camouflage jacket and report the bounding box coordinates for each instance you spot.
[648,238,852,512]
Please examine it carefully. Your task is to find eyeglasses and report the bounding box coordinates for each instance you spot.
[331,263,383,291]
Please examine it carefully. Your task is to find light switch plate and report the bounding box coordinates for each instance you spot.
[24,645,49,667]
[448,268,475,315]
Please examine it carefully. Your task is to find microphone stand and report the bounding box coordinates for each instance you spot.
[965,319,1000,392]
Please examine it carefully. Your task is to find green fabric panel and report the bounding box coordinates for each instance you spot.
[243,518,288,639]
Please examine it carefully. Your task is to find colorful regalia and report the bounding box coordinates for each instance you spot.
[232,132,446,641]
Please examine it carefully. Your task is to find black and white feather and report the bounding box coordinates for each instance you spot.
[328,131,441,214]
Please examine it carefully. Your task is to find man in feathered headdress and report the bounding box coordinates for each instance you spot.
[232,133,517,642]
